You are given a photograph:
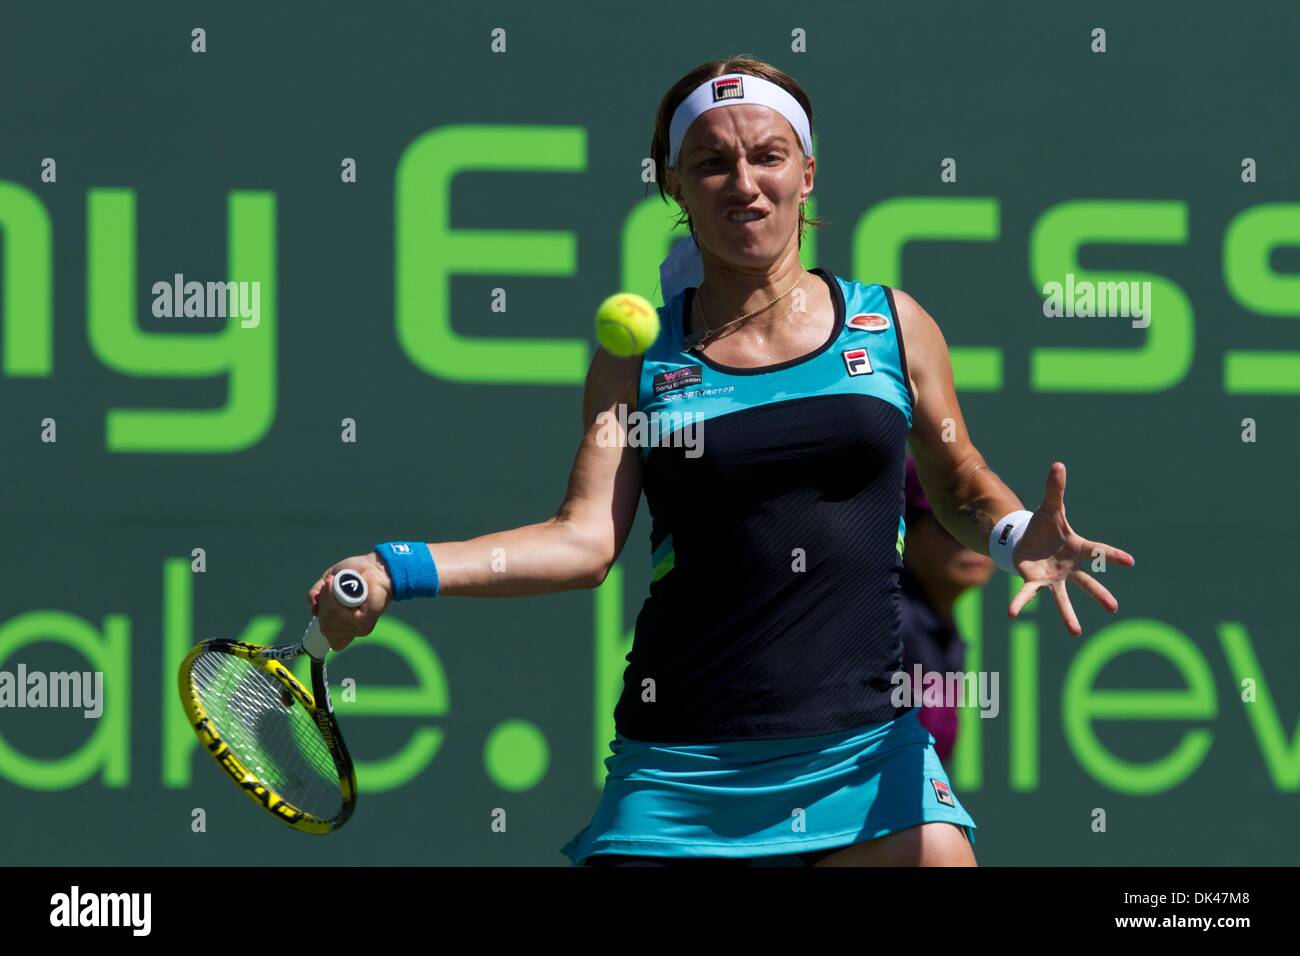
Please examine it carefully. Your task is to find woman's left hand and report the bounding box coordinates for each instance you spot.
[1008,461,1135,636]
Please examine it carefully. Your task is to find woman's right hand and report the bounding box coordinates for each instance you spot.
[307,553,394,651]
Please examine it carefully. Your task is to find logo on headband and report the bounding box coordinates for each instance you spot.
[712,76,744,102]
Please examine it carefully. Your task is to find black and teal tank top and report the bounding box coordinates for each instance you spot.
[615,268,915,743]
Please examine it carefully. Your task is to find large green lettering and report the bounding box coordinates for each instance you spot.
[1222,203,1300,394]
[950,585,983,790]
[1062,619,1215,794]
[1218,621,1300,789]
[1007,575,1041,791]
[87,189,277,452]
[0,182,53,375]
[0,611,130,788]
[395,124,587,384]
[852,197,1003,390]
[290,616,449,793]
[622,199,688,305]
[1029,200,1193,392]
[1009,619,1039,792]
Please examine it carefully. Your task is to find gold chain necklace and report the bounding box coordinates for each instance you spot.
[683,271,807,352]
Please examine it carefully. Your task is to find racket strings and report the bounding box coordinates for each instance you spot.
[188,650,343,822]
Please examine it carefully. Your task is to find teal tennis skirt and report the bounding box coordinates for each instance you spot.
[562,707,975,866]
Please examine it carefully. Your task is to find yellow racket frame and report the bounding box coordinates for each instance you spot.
[179,639,357,834]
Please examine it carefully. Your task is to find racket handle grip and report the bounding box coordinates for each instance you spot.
[331,568,369,608]
[303,618,331,659]
[305,569,371,659]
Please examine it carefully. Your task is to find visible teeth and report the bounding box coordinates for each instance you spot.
[728,211,762,222]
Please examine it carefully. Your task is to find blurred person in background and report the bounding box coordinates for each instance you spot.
[899,454,995,764]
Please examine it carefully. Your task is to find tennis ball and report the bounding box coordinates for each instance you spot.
[595,292,660,356]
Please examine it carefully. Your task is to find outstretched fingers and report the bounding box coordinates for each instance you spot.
[1050,581,1082,637]
[1069,568,1118,613]
[1041,461,1067,517]
[1009,580,1043,618]
[1010,578,1084,636]
[1082,539,1136,569]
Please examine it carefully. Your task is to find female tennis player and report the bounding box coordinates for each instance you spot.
[308,55,1134,867]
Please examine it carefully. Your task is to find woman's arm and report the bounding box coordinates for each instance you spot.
[893,288,1134,635]
[425,348,645,596]
[308,348,646,645]
[893,288,1022,552]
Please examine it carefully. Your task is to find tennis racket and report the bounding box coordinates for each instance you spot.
[178,568,368,834]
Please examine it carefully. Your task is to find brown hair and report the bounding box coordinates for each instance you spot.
[649,54,827,246]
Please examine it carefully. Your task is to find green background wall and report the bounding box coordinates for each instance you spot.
[1,0,1297,864]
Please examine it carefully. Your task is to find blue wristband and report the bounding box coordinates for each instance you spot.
[374,541,440,601]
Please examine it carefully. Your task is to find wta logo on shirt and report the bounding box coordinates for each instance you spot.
[653,364,704,395]
[842,348,873,376]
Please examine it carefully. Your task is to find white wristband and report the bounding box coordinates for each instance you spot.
[989,510,1034,574]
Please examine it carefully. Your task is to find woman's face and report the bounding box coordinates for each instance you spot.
[666,104,813,267]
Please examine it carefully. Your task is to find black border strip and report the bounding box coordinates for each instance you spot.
[882,284,917,411]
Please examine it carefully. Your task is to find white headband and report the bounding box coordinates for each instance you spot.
[667,73,812,168]
[659,73,814,310]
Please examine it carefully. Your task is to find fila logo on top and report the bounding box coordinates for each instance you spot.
[931,779,955,807]
[847,312,891,332]
[842,348,873,376]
